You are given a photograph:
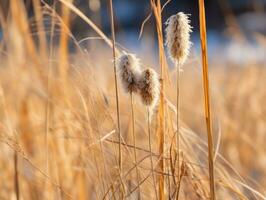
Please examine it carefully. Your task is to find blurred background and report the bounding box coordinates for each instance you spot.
[0,0,265,65]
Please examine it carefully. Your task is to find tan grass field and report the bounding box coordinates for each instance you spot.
[0,0,265,199]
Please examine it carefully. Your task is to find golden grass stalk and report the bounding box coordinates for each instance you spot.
[147,107,158,200]
[108,0,122,176]
[198,0,216,199]
[150,1,168,199]
[14,151,20,200]
[59,0,73,82]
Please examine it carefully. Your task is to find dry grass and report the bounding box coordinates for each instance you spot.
[150,1,168,198]
[198,0,215,199]
[0,1,265,200]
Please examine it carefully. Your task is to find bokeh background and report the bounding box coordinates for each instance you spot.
[1,0,265,65]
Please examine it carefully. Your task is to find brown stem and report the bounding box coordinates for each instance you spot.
[14,151,20,200]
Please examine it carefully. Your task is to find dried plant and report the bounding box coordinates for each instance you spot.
[150,1,169,198]
[138,67,160,199]
[0,1,265,200]
[198,0,216,199]
[117,52,142,198]
[165,12,192,195]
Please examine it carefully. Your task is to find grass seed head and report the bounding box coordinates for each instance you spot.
[138,68,160,111]
[117,52,141,93]
[165,12,192,65]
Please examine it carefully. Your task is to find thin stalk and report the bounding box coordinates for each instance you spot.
[175,161,184,200]
[198,0,216,199]
[130,93,141,199]
[14,151,20,200]
[108,0,122,172]
[108,1,124,198]
[175,60,181,199]
[147,107,158,200]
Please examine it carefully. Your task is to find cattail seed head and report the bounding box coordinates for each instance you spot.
[117,52,141,93]
[138,68,160,110]
[165,12,192,65]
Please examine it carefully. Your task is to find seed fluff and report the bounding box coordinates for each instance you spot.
[117,52,141,93]
[165,12,192,66]
[138,68,160,113]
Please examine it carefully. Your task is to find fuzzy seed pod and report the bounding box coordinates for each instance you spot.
[117,52,141,93]
[138,68,160,109]
[165,12,192,65]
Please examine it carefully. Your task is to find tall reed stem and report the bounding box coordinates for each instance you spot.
[198,0,216,199]
[150,1,167,199]
[147,107,158,200]
[108,0,122,171]
[130,93,141,199]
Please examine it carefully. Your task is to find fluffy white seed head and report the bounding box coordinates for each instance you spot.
[117,52,141,93]
[165,12,192,65]
[138,68,160,111]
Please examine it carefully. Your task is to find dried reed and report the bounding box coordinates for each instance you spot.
[198,0,216,199]
[150,1,169,198]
